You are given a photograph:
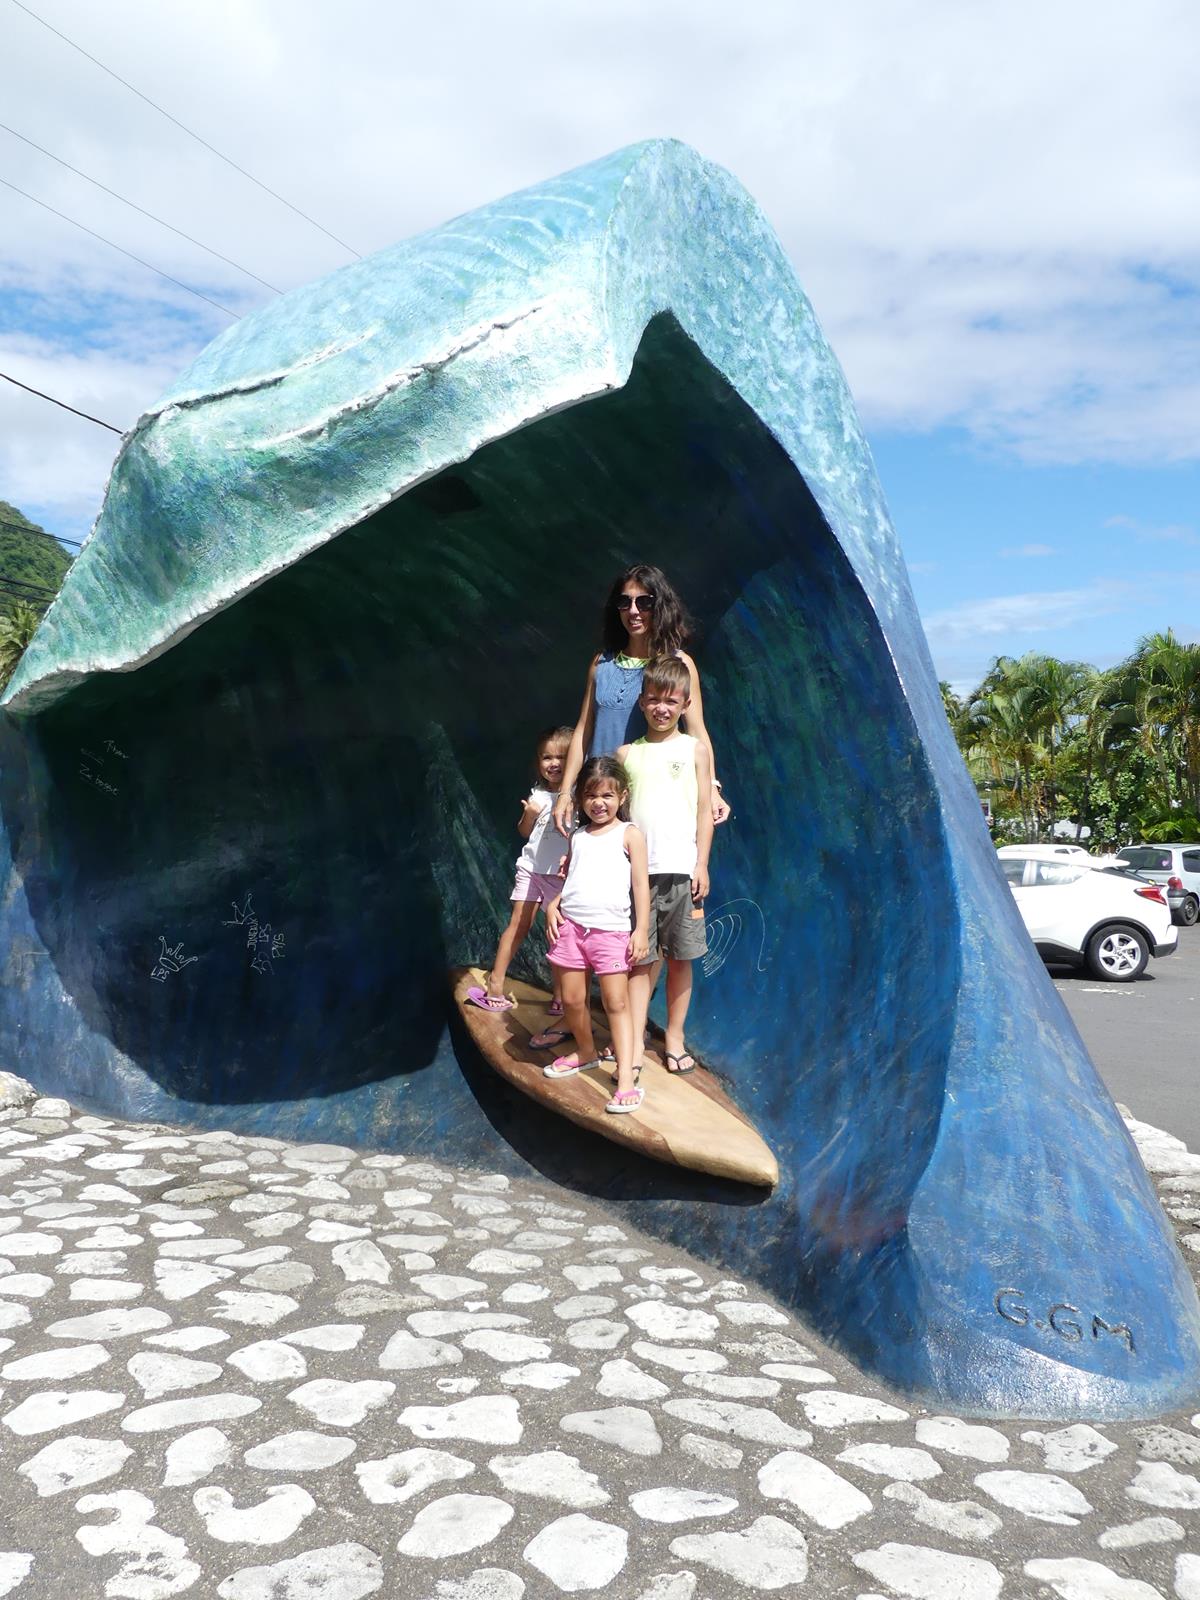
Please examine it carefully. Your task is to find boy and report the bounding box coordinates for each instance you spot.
[616,655,714,1075]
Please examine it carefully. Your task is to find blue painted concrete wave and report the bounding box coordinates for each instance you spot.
[2,140,1197,1418]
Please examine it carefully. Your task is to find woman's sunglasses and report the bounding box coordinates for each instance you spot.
[616,594,656,612]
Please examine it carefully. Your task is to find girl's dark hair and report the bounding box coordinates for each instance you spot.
[601,563,692,658]
[575,756,631,822]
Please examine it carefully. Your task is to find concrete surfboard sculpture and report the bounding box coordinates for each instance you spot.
[452,967,779,1188]
[2,140,1198,1418]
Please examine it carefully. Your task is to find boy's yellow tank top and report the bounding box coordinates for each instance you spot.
[623,734,698,876]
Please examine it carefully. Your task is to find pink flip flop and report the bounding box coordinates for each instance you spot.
[544,1056,600,1079]
[605,1086,644,1115]
[466,985,516,1013]
[548,999,565,1017]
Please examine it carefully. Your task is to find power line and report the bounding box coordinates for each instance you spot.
[0,588,49,611]
[0,367,124,434]
[0,571,57,598]
[1,174,242,319]
[0,513,81,550]
[10,0,361,260]
[1,120,282,294]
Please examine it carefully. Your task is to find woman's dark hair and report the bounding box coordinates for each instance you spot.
[601,563,692,658]
[575,755,631,822]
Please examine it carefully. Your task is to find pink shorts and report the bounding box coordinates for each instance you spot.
[548,915,631,975]
[512,868,563,905]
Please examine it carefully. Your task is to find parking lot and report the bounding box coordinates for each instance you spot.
[1053,922,1200,1150]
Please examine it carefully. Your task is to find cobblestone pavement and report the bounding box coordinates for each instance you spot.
[0,1072,1199,1598]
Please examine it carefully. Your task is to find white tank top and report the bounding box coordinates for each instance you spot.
[560,822,633,931]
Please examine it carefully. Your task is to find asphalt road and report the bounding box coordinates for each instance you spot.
[1052,921,1200,1150]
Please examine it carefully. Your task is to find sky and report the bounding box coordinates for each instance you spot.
[1,0,1198,693]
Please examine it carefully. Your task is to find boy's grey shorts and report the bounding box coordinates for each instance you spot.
[642,872,708,963]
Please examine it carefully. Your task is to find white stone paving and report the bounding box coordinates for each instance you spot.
[0,1084,1198,1596]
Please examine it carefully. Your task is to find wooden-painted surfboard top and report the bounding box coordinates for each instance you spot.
[451,967,778,1189]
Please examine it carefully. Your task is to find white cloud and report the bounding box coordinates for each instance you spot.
[922,580,1133,648]
[1104,514,1198,545]
[920,579,1146,691]
[999,544,1056,558]
[1,0,1198,529]
[0,332,200,535]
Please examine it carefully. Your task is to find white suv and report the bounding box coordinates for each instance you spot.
[1114,844,1200,927]
[996,848,1179,981]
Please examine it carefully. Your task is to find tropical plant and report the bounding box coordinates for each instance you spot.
[0,599,43,690]
[0,500,70,615]
[962,660,1046,837]
[1131,630,1200,817]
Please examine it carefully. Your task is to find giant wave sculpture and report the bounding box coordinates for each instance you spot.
[3,140,1197,1419]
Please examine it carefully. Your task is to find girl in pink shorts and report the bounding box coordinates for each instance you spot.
[467,727,574,1021]
[543,756,650,1113]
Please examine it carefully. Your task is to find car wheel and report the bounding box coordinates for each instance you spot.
[1085,924,1150,982]
[1180,896,1200,928]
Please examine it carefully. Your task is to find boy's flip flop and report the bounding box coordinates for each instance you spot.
[544,1057,600,1079]
[606,1087,644,1114]
[467,986,516,1013]
[665,1052,697,1074]
[600,1031,648,1065]
[609,1064,642,1086]
[530,1026,571,1050]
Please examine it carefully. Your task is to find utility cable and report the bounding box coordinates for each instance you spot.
[1,121,282,294]
[2,176,241,318]
[0,367,124,434]
[10,0,361,259]
[0,514,82,550]
[0,572,57,599]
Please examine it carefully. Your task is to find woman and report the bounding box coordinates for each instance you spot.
[553,564,730,835]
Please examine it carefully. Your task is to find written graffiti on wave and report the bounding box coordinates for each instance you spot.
[701,898,770,980]
[222,892,287,975]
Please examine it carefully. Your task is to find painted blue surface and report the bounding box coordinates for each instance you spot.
[1,141,1197,1418]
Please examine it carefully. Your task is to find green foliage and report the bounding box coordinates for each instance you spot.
[0,500,71,687]
[949,634,1200,847]
[0,500,71,618]
[0,600,42,691]
[1141,813,1200,844]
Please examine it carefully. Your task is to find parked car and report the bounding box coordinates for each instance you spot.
[997,844,1091,862]
[997,850,1178,980]
[1113,844,1200,927]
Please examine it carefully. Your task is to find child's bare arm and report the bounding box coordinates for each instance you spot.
[544,842,571,940]
[517,795,542,839]
[678,650,730,823]
[625,825,651,967]
[692,741,715,901]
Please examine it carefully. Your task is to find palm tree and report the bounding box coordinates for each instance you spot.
[1017,653,1095,829]
[0,600,43,690]
[962,653,1092,837]
[964,661,1045,837]
[1132,630,1200,817]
